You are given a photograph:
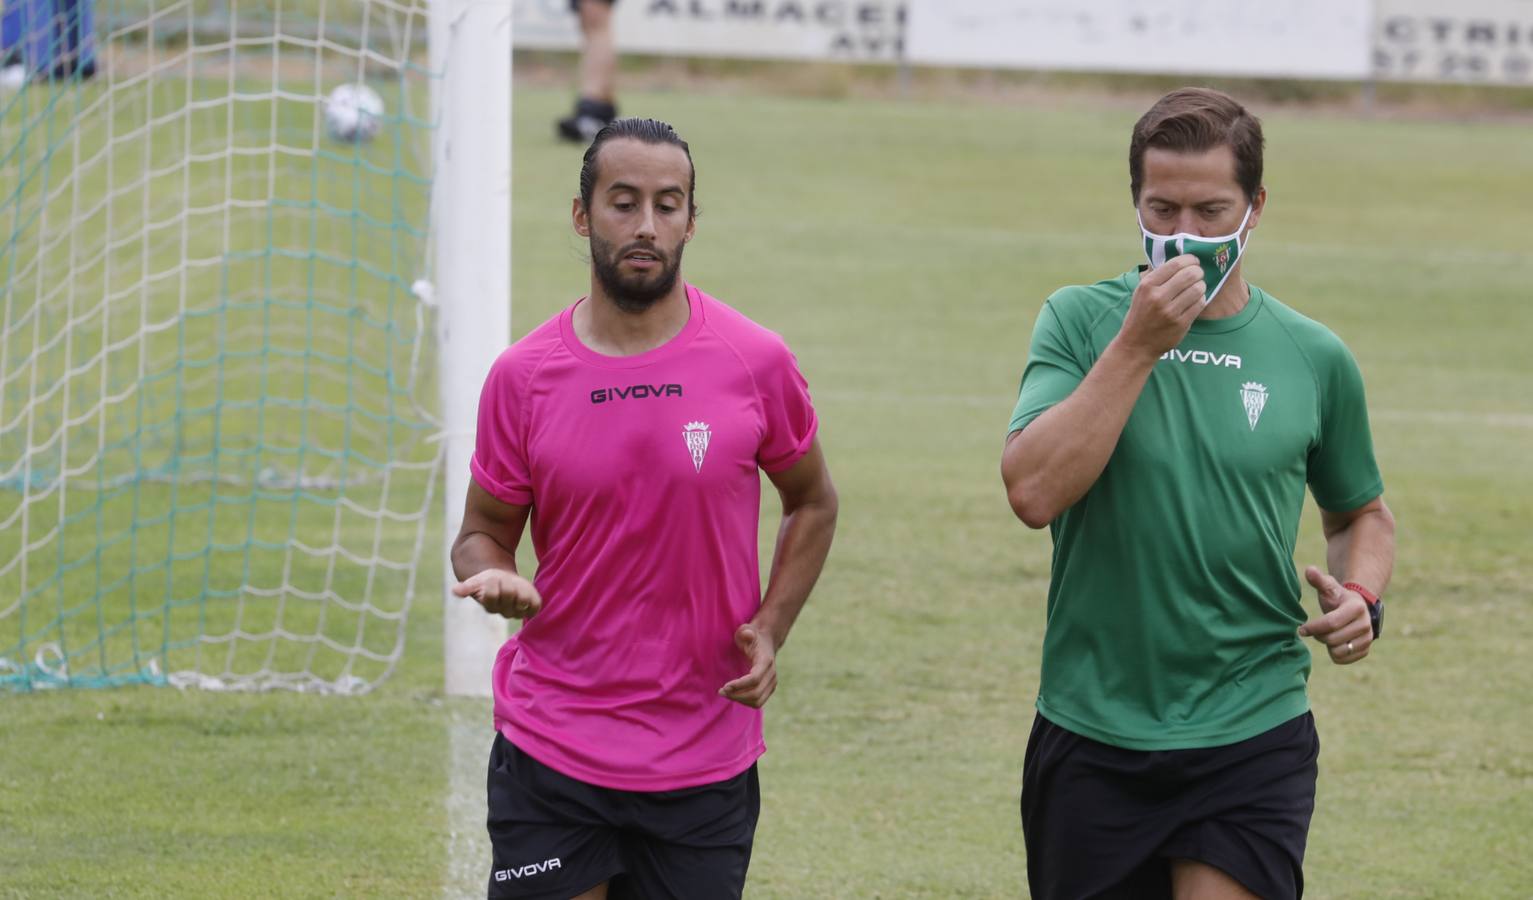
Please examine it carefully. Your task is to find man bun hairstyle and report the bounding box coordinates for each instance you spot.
[1129,88,1264,204]
[578,117,697,217]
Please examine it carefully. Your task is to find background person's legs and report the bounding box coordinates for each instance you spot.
[558,0,618,143]
[577,0,615,106]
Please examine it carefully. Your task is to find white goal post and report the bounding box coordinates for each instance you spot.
[431,0,510,698]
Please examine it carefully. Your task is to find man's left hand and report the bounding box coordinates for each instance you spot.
[720,623,777,708]
[1297,565,1372,665]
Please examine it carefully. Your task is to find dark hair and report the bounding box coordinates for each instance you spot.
[578,117,697,217]
[1129,88,1264,203]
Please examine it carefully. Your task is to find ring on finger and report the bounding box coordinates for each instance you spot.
[1345,640,1355,654]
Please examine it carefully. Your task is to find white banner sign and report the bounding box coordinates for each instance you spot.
[905,0,1372,79]
[513,0,584,48]
[1373,0,1533,84]
[513,0,908,63]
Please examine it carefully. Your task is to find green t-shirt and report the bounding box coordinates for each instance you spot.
[1009,270,1383,750]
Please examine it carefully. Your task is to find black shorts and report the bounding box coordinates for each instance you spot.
[1021,711,1319,900]
[486,733,760,899]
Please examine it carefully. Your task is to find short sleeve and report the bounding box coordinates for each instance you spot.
[756,342,819,474]
[1307,342,1383,512]
[469,352,534,506]
[1009,301,1088,435]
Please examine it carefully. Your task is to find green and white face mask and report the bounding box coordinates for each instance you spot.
[1139,205,1252,304]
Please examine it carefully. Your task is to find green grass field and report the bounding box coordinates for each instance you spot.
[3,81,1532,898]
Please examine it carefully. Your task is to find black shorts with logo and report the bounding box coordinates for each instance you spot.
[1021,711,1320,900]
[486,733,760,900]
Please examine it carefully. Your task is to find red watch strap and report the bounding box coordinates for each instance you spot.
[1343,581,1379,605]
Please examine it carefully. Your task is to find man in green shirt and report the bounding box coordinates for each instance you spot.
[1001,88,1397,899]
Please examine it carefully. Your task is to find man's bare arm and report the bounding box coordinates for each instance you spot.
[450,479,541,619]
[720,439,838,708]
[1320,496,1396,596]
[1002,256,1205,528]
[1298,496,1396,665]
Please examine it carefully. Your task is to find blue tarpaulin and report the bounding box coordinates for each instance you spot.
[1,0,95,78]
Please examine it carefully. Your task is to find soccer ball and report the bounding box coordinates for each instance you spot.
[1,64,26,92]
[323,83,385,143]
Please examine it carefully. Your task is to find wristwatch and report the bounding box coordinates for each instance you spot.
[1343,582,1383,640]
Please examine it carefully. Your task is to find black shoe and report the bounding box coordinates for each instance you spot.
[556,98,616,144]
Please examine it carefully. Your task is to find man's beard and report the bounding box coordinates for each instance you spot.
[590,233,685,314]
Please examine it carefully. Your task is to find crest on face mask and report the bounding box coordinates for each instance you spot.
[1214,243,1232,273]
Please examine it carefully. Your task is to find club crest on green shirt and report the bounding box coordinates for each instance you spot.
[1241,382,1269,430]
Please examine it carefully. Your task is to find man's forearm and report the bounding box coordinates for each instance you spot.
[1326,503,1396,595]
[1003,336,1160,528]
[451,532,520,582]
[753,498,838,650]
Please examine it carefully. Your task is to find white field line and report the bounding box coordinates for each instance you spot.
[815,389,1533,429]
[745,217,1533,270]
[445,701,492,899]
[1371,408,1533,430]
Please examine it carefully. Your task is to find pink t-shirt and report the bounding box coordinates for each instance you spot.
[470,284,818,791]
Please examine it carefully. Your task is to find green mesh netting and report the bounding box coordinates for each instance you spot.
[1,1,442,693]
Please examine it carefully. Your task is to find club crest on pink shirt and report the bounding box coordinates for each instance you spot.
[683,421,711,472]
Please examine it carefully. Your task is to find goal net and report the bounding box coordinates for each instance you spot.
[0,0,447,693]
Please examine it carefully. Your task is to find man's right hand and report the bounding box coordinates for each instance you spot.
[451,568,542,619]
[1118,254,1205,358]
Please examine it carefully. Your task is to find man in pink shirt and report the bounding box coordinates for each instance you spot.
[451,117,839,900]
